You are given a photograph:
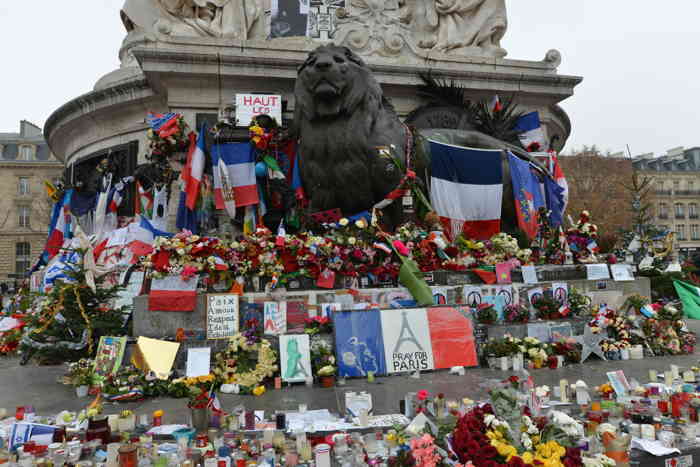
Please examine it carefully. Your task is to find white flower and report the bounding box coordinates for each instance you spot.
[521,432,533,450]
[484,414,496,427]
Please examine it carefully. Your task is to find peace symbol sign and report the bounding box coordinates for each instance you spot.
[497,289,512,305]
[554,287,567,303]
[467,291,482,308]
[530,292,543,305]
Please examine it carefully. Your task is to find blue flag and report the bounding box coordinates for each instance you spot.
[508,152,545,239]
[544,176,566,228]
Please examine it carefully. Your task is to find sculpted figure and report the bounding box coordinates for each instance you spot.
[295,45,541,231]
[121,0,267,39]
[433,0,507,56]
[294,45,410,223]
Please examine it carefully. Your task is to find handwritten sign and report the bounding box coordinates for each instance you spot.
[235,94,282,126]
[206,294,239,340]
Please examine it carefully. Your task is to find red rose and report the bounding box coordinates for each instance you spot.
[508,457,525,467]
[417,389,429,401]
[478,445,498,459]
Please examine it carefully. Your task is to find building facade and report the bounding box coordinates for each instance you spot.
[0,121,64,282]
[633,147,700,259]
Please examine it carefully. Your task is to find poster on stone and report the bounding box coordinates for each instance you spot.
[206,294,239,340]
[263,302,287,335]
[381,309,435,374]
[334,310,386,377]
[92,336,128,384]
[463,286,483,308]
[271,0,309,38]
[307,0,345,40]
[279,334,312,383]
[235,94,282,128]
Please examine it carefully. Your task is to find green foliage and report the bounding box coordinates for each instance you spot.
[637,269,683,301]
[20,251,130,364]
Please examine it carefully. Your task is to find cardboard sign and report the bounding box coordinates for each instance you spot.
[264,302,287,335]
[279,334,312,383]
[586,264,611,280]
[186,347,211,378]
[235,94,282,126]
[93,336,128,383]
[611,264,635,281]
[206,294,239,340]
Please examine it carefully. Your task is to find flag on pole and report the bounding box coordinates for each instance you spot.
[508,151,545,239]
[490,95,503,113]
[212,143,259,218]
[147,112,180,139]
[148,275,198,312]
[543,175,566,228]
[184,125,207,210]
[514,112,547,152]
[550,153,569,211]
[673,280,700,319]
[45,189,74,260]
[429,140,503,240]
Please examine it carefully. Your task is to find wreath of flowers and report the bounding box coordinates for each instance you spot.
[212,332,278,390]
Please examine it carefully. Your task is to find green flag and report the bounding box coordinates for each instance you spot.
[673,280,700,319]
[398,258,434,306]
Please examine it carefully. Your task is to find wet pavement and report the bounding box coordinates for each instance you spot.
[2,345,700,424]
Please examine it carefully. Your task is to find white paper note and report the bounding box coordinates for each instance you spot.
[186,347,211,378]
[610,264,635,281]
[522,266,538,284]
[586,264,611,280]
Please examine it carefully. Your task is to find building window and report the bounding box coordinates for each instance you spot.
[657,180,664,190]
[675,203,685,218]
[18,177,30,195]
[18,206,30,228]
[692,225,700,240]
[689,180,695,190]
[677,224,686,240]
[15,242,30,274]
[674,180,680,192]
[18,145,34,161]
[691,203,698,218]
[659,203,668,219]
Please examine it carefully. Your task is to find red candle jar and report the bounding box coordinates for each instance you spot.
[23,441,36,454]
[118,445,138,467]
[672,400,682,418]
[153,415,162,427]
[15,406,24,421]
[658,400,669,414]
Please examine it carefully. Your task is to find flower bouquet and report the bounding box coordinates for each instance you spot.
[310,339,337,387]
[212,331,278,393]
[474,303,498,325]
[533,296,563,320]
[504,304,529,324]
[304,316,333,335]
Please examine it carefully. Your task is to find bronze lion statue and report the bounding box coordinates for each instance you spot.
[294,44,542,232]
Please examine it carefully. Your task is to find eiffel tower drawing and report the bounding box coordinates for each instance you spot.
[393,312,425,354]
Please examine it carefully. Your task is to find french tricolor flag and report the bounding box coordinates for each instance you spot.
[148,274,198,312]
[514,111,547,152]
[429,140,503,240]
[212,143,259,216]
[45,189,74,259]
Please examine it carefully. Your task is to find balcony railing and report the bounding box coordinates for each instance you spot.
[658,214,669,219]
[674,190,700,196]
[655,190,673,196]
[690,214,700,219]
[676,214,686,219]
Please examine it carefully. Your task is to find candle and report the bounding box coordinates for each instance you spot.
[684,370,695,383]
[665,371,674,387]
[591,401,601,412]
[671,365,680,380]
[367,371,375,383]
[500,357,509,371]
[560,379,569,403]
[649,370,657,382]
[274,377,282,389]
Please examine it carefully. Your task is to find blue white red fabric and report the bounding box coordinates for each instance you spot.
[147,112,180,138]
[490,95,503,112]
[508,151,545,239]
[211,143,259,216]
[44,189,74,261]
[208,390,226,415]
[429,140,503,240]
[43,249,80,290]
[183,125,207,210]
[544,175,566,228]
[550,153,569,211]
[514,112,547,151]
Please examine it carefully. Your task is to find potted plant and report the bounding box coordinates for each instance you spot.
[474,303,497,325]
[311,339,337,387]
[64,359,94,398]
[183,374,216,433]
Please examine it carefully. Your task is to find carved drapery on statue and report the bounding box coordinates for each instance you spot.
[336,0,507,59]
[121,0,267,40]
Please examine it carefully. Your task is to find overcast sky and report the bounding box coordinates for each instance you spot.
[1,1,698,156]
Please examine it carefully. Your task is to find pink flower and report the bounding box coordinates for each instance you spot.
[393,240,410,257]
[180,265,198,281]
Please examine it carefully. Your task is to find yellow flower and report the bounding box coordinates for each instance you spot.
[355,219,367,229]
[339,218,349,226]
[386,433,396,442]
[153,410,164,418]
[252,385,266,396]
[521,452,534,465]
[486,430,503,441]
[250,125,264,136]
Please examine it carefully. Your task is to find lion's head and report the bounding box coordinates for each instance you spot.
[294,44,382,121]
